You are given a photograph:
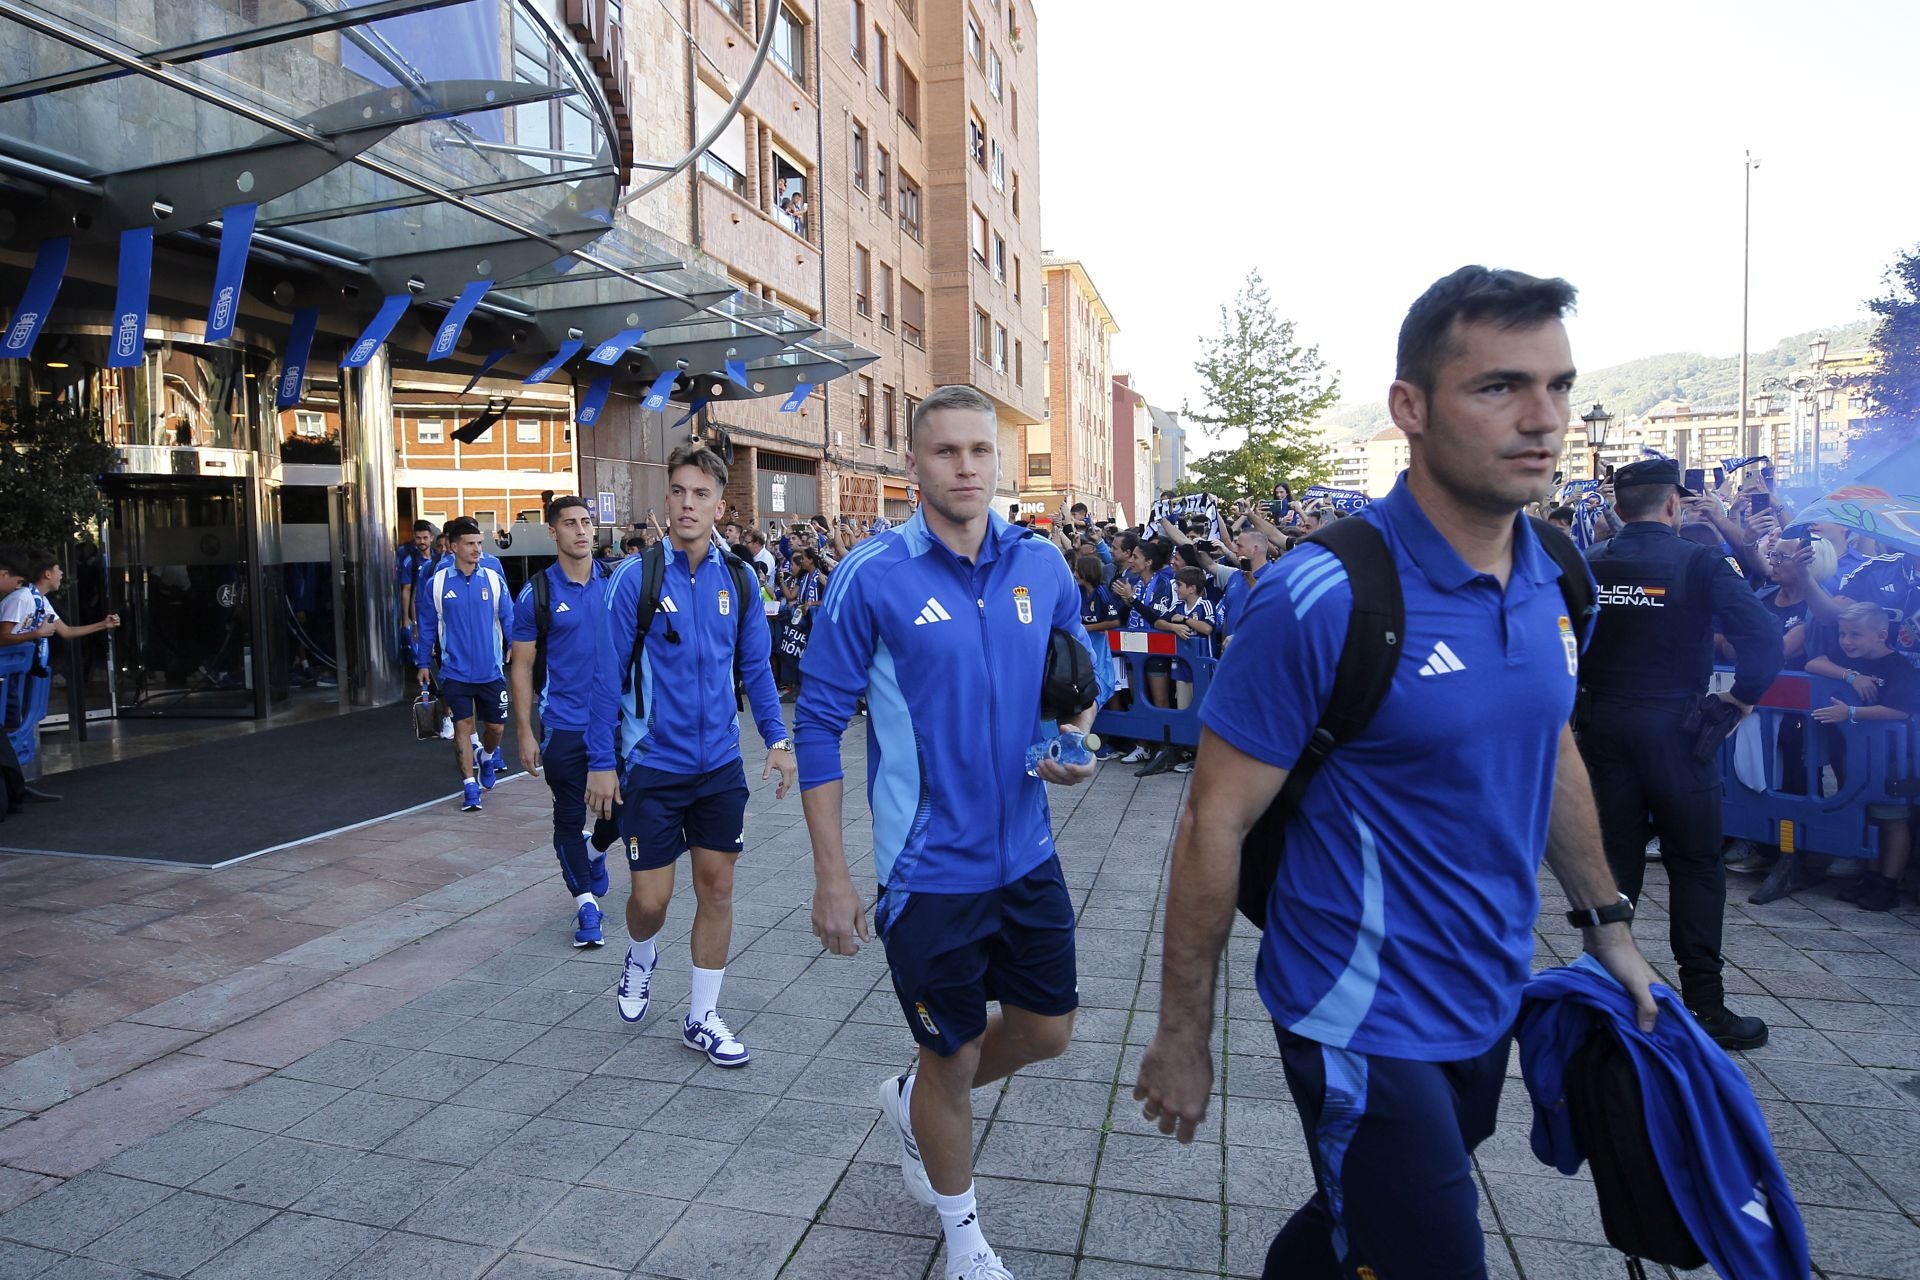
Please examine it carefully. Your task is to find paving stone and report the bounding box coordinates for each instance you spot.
[401,1167,570,1247]
[378,1102,529,1165]
[285,1088,435,1149]
[188,1134,360,1208]
[279,1039,417,1089]
[1776,1147,1899,1211]
[993,1077,1114,1131]
[641,1204,807,1280]
[192,1076,345,1133]
[97,1119,268,1187]
[514,1186,685,1271]
[974,1120,1102,1187]
[645,1085,780,1144]
[1093,1131,1224,1203]
[423,1017,548,1062]
[1080,1186,1217,1269]
[0,1172,172,1251]
[699,1145,845,1218]
[782,1055,906,1109]
[731,1012,842,1055]
[448,1063,588,1115]
[1758,1059,1909,1108]
[479,1252,626,1279]
[586,1132,731,1198]
[484,988,597,1027]
[25,1257,152,1279]
[776,1224,934,1279]
[1505,1235,1641,1278]
[593,1037,705,1085]
[0,1167,53,1215]
[505,1028,629,1073]
[819,1161,940,1238]
[364,1049,500,1102]
[740,1098,877,1162]
[331,1231,496,1280]
[474,1116,627,1182]
[1478,1169,1608,1247]
[292,1150,464,1227]
[78,1189,272,1276]
[1800,1205,1920,1280]
[0,1239,62,1277]
[189,1210,384,1280]
[540,1074,678,1130]
[345,1008,472,1050]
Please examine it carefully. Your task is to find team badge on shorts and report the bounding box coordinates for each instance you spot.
[915,1001,940,1037]
[1557,615,1578,676]
[718,589,731,616]
[1012,585,1032,625]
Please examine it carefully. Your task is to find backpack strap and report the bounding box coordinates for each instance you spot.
[530,566,551,696]
[723,551,759,705]
[1526,515,1597,638]
[1236,517,1404,928]
[623,542,670,709]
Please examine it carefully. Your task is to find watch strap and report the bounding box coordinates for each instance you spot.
[1565,892,1634,929]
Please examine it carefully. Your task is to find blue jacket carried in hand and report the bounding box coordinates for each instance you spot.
[1516,956,1810,1279]
[414,562,512,685]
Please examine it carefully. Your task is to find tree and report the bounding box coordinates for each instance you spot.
[1861,244,1920,460]
[1184,269,1340,496]
[0,397,113,553]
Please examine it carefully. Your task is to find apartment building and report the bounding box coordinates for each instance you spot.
[1034,256,1118,516]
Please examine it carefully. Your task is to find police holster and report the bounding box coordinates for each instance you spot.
[1682,695,1742,763]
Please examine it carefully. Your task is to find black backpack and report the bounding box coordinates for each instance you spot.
[1236,515,1595,927]
[528,558,609,697]
[1564,1023,1707,1274]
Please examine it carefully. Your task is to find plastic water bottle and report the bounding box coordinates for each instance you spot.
[1026,729,1101,776]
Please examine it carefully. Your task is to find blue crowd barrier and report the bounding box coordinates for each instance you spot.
[1092,637,1218,749]
[1716,668,1916,862]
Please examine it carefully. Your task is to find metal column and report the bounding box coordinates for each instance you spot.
[338,348,405,708]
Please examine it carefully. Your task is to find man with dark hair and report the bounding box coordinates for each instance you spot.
[415,517,513,811]
[1581,457,1781,1048]
[399,519,437,645]
[509,497,611,946]
[1546,504,1577,536]
[1136,266,1658,1280]
[588,444,794,1067]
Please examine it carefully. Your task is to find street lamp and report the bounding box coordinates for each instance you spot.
[1580,403,1614,479]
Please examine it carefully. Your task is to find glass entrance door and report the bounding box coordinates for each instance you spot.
[105,477,259,717]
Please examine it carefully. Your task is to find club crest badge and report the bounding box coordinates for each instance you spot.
[1557,615,1578,676]
[718,589,731,616]
[915,1002,940,1037]
[1013,585,1032,625]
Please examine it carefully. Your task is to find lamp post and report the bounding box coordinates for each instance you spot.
[1760,335,1848,489]
[1808,333,1830,487]
[1581,402,1614,481]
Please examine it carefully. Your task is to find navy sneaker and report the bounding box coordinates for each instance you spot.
[616,947,656,1023]
[490,747,506,775]
[573,901,604,947]
[683,1013,749,1067]
[588,853,610,898]
[479,751,497,790]
[461,779,482,811]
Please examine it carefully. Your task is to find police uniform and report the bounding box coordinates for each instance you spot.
[1577,459,1783,1046]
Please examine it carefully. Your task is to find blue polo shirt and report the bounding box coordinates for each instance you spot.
[1218,560,1277,645]
[510,562,608,732]
[1201,476,1591,1062]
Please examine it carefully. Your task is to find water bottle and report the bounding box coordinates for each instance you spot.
[1026,729,1101,776]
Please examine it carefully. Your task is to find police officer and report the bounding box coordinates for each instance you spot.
[1579,457,1783,1050]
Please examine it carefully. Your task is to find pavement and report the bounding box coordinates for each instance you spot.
[0,734,1917,1279]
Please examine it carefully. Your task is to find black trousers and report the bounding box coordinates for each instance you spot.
[1578,696,1727,1013]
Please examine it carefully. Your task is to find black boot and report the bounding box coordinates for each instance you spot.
[1136,749,1176,777]
[1692,1005,1769,1051]
[1855,874,1900,913]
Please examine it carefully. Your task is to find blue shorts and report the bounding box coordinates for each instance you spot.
[441,678,508,725]
[874,856,1078,1057]
[619,758,749,870]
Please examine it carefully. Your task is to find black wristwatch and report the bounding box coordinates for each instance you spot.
[1565,892,1635,929]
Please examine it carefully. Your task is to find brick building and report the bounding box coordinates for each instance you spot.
[1033,255,1117,517]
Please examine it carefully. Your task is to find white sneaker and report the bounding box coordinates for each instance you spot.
[951,1249,1016,1280]
[616,948,656,1023]
[1119,745,1149,764]
[683,1012,750,1067]
[877,1072,936,1206]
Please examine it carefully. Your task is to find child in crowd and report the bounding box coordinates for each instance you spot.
[1808,602,1917,911]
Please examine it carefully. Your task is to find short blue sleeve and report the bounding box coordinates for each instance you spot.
[509,582,538,644]
[1198,547,1349,771]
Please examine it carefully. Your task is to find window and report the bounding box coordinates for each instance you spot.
[1007,0,1017,37]
[1040,282,1048,307]
[849,0,864,61]
[417,418,444,444]
[896,0,916,28]
[1028,453,1050,477]
[1012,257,1021,301]
[992,231,1006,282]
[968,113,986,168]
[987,48,1002,99]
[896,58,919,130]
[993,323,1008,372]
[876,146,891,212]
[898,173,922,239]
[293,410,326,438]
[975,309,991,363]
[970,208,988,262]
[1042,339,1049,364]
[1010,170,1020,218]
[515,419,542,443]
[879,263,895,330]
[715,0,741,16]
[700,152,746,194]
[771,2,805,86]
[851,120,867,191]
[965,10,982,64]
[771,143,808,237]
[882,384,898,449]
[1010,86,1018,136]
[990,140,1004,191]
[905,393,921,437]
[1014,340,1023,385]
[697,79,749,195]
[874,26,889,95]
[901,280,926,348]
[854,243,872,317]
[858,375,874,444]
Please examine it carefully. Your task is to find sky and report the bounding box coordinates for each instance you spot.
[1037,0,1920,430]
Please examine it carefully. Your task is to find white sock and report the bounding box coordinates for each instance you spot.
[628,935,657,969]
[934,1184,990,1263]
[688,965,725,1023]
[573,893,596,910]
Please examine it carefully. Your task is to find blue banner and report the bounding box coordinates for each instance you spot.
[779,381,812,412]
[587,327,645,365]
[203,203,257,344]
[723,357,750,388]
[458,347,512,395]
[668,397,709,430]
[576,373,614,426]
[342,294,410,368]
[1301,484,1372,513]
[641,368,680,412]
[108,226,154,369]
[275,306,321,408]
[1,236,71,359]
[523,339,584,384]
[428,279,492,362]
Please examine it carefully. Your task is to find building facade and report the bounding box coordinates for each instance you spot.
[1034,256,1116,517]
[1111,373,1153,525]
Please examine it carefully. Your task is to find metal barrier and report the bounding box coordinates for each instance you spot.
[1092,632,1218,749]
[1716,668,1917,862]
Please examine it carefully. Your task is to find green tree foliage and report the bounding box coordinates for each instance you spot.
[0,398,113,552]
[1185,270,1339,495]
[1863,244,1920,452]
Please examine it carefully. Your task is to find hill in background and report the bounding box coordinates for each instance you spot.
[1314,320,1877,445]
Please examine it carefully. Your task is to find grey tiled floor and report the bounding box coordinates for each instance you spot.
[2,735,1919,1278]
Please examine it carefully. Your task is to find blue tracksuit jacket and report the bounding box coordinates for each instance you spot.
[587,541,786,774]
[414,562,512,684]
[793,509,1096,894]
[1516,955,1810,1279]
